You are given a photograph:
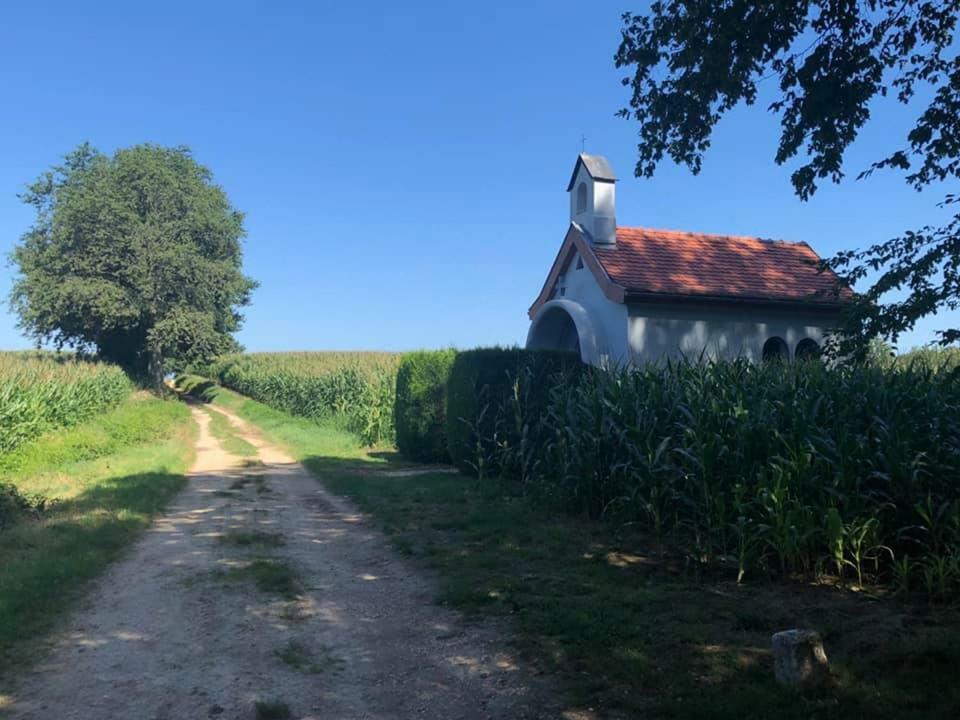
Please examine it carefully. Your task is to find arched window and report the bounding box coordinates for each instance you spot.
[762,337,789,362]
[795,338,821,361]
[576,182,587,214]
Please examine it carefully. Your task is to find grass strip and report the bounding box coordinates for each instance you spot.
[255,698,291,720]
[219,530,285,548]
[200,404,258,457]
[221,558,300,599]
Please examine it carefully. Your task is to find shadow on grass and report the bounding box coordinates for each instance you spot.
[0,470,187,657]
[295,449,960,720]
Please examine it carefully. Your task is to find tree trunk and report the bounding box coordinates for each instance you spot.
[147,343,165,394]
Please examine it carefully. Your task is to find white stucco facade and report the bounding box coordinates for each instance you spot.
[626,302,832,363]
[528,262,835,366]
[527,249,629,365]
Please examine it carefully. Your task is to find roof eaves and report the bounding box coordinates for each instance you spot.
[623,289,850,311]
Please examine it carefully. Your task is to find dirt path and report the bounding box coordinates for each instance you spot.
[5,405,558,720]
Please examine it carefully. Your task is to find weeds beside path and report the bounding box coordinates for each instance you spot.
[0,393,194,673]
[203,384,960,720]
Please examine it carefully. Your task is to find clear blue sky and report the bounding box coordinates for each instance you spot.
[1,2,955,352]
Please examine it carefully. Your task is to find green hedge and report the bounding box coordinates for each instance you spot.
[445,347,582,476]
[394,350,457,462]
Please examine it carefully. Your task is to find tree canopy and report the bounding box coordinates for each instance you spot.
[615,1,960,351]
[10,143,257,386]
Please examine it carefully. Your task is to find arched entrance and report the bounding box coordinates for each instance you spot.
[528,305,580,355]
[762,336,789,362]
[526,299,603,365]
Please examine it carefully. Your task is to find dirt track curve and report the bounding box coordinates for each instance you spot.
[5,404,558,720]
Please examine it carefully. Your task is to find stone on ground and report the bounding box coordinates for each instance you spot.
[771,629,830,688]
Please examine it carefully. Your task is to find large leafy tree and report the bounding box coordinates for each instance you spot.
[615,1,960,351]
[10,143,257,387]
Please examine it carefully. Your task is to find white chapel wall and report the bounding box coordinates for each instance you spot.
[558,251,630,365]
[626,302,836,363]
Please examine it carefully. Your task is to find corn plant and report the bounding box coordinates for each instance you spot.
[204,352,400,446]
[469,351,960,595]
[0,352,130,456]
[346,368,397,446]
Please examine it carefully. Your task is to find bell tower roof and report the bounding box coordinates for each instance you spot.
[566,153,617,191]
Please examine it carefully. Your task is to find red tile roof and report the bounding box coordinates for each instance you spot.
[592,227,850,305]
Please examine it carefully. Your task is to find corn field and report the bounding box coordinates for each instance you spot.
[203,353,399,445]
[468,357,960,595]
[895,346,960,373]
[0,352,131,455]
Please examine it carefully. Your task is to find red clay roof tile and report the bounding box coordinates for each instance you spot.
[592,227,851,304]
